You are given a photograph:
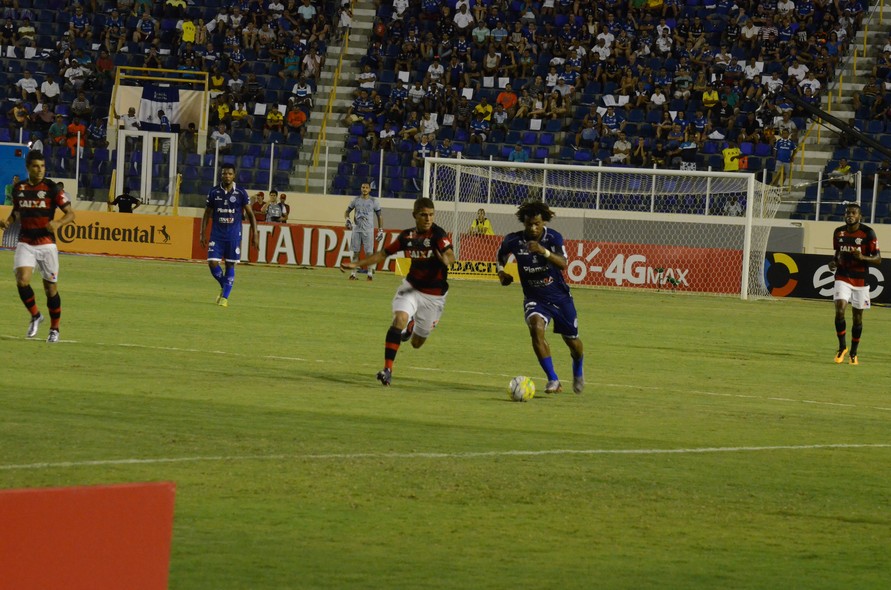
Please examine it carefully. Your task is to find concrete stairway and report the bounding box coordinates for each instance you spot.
[294,0,377,194]
[791,6,891,196]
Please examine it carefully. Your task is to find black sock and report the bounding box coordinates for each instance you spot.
[47,293,61,330]
[850,323,862,356]
[18,285,38,316]
[835,318,846,350]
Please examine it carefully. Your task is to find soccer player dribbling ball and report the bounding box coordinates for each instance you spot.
[341,197,455,386]
[0,150,75,343]
[199,165,259,307]
[496,201,584,393]
[829,202,881,365]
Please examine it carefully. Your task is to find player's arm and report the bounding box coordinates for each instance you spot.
[242,201,259,248]
[496,241,513,286]
[528,240,568,270]
[344,205,353,229]
[199,206,212,248]
[48,203,75,234]
[341,248,387,271]
[375,209,384,241]
[434,244,456,268]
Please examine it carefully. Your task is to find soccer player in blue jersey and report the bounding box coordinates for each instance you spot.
[199,165,259,307]
[497,201,584,394]
[341,197,455,386]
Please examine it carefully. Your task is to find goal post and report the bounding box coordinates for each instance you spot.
[422,157,784,300]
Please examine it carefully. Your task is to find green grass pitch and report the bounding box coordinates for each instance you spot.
[1,251,889,589]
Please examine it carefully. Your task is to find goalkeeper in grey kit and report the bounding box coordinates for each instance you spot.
[345,181,384,280]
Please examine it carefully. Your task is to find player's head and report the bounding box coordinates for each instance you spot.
[25,150,45,183]
[413,197,435,232]
[477,208,486,220]
[360,182,371,197]
[220,164,236,186]
[844,202,862,226]
[516,200,555,240]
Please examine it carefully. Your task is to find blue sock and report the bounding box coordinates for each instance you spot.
[222,266,235,299]
[210,265,224,288]
[573,356,584,378]
[539,356,559,381]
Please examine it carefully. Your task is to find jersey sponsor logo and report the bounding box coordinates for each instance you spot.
[18,199,49,208]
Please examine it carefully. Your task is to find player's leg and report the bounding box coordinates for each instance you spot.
[379,283,418,385]
[406,292,445,350]
[363,232,375,280]
[14,244,44,338]
[525,304,561,392]
[349,232,361,279]
[832,280,851,363]
[221,260,237,302]
[551,298,584,392]
[36,245,62,342]
[849,287,869,364]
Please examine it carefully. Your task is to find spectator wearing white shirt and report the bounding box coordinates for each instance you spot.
[743,58,762,81]
[392,0,409,20]
[40,74,61,106]
[453,4,474,33]
[425,57,445,87]
[210,123,232,153]
[419,112,439,136]
[798,71,821,94]
[787,60,808,83]
[649,86,668,111]
[776,0,795,15]
[596,26,614,49]
[355,64,377,94]
[16,71,40,102]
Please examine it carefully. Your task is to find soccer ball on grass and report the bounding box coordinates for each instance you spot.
[508,376,536,402]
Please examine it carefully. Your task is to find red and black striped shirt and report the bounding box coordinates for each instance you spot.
[12,177,68,246]
[833,223,879,288]
[385,223,453,295]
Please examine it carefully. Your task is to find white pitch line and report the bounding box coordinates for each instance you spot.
[4,333,891,413]
[2,444,890,472]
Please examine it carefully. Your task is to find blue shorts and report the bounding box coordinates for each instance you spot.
[524,297,579,338]
[207,238,241,263]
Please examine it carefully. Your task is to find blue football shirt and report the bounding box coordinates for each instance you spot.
[206,184,250,242]
[497,227,572,304]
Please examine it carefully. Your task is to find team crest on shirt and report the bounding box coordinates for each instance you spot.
[855,238,862,245]
[229,196,237,203]
[37,191,46,198]
[423,238,430,247]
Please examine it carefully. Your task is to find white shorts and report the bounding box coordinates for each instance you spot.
[392,279,446,338]
[834,280,870,310]
[14,242,60,283]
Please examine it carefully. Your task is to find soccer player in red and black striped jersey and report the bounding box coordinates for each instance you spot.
[0,150,75,342]
[341,197,455,386]
[829,203,881,365]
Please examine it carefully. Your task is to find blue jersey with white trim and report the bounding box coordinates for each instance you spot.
[206,184,250,242]
[497,227,572,303]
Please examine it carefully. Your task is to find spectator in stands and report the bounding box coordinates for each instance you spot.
[47,114,66,145]
[285,105,307,141]
[827,158,854,190]
[436,137,454,158]
[854,76,884,116]
[0,16,14,49]
[132,11,159,45]
[574,118,600,150]
[453,4,474,34]
[291,76,313,109]
[651,140,667,168]
[771,129,797,186]
[398,110,420,141]
[302,47,324,81]
[71,91,92,119]
[506,143,527,164]
[87,114,108,150]
[473,96,493,121]
[629,137,650,168]
[69,4,92,40]
[610,131,632,164]
[411,134,434,168]
[16,70,40,103]
[491,104,509,134]
[419,111,438,137]
[469,112,490,144]
[210,123,233,153]
[179,122,197,154]
[873,160,891,190]
[546,91,568,120]
[15,15,36,51]
[30,98,54,132]
[230,102,250,129]
[528,91,548,119]
[66,116,86,157]
[7,100,28,131]
[263,105,285,139]
[737,112,761,144]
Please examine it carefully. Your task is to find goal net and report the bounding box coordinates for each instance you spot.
[423,157,784,299]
